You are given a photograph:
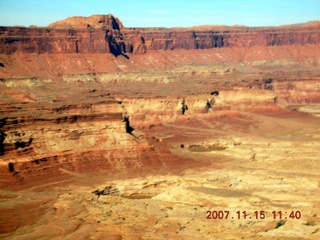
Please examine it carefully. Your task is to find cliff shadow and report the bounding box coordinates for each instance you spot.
[123,116,134,134]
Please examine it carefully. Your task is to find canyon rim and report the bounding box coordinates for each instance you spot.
[0,14,320,239]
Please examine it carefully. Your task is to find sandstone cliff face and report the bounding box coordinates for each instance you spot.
[0,15,126,56]
[0,14,320,191]
[0,27,125,56]
[0,88,165,189]
[1,15,320,56]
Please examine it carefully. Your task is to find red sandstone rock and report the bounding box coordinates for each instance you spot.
[0,15,319,56]
[0,13,319,205]
[1,14,320,239]
[49,14,124,29]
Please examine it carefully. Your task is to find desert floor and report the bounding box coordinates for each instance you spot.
[1,104,319,240]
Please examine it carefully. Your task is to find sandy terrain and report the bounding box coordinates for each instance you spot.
[1,104,319,239]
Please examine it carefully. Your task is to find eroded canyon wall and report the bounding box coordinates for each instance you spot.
[1,15,320,56]
[1,14,320,190]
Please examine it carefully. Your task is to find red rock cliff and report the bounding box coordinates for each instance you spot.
[1,15,320,56]
[1,14,320,191]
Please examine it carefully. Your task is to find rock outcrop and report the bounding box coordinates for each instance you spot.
[0,14,320,190]
[48,14,124,29]
[0,14,126,57]
[1,15,319,56]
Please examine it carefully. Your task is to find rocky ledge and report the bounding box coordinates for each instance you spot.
[0,14,320,239]
[0,14,320,189]
[1,14,320,56]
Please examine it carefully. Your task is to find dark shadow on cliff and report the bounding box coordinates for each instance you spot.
[123,116,134,134]
[181,99,188,115]
[0,130,6,155]
[8,162,14,172]
[206,100,212,113]
[120,53,130,59]
[122,116,140,139]
[211,91,219,96]
[105,31,129,59]
[14,138,33,149]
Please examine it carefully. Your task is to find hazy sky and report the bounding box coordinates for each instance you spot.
[0,0,319,27]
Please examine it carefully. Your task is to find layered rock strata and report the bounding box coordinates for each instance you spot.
[1,15,320,56]
[0,14,320,190]
[1,14,320,239]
